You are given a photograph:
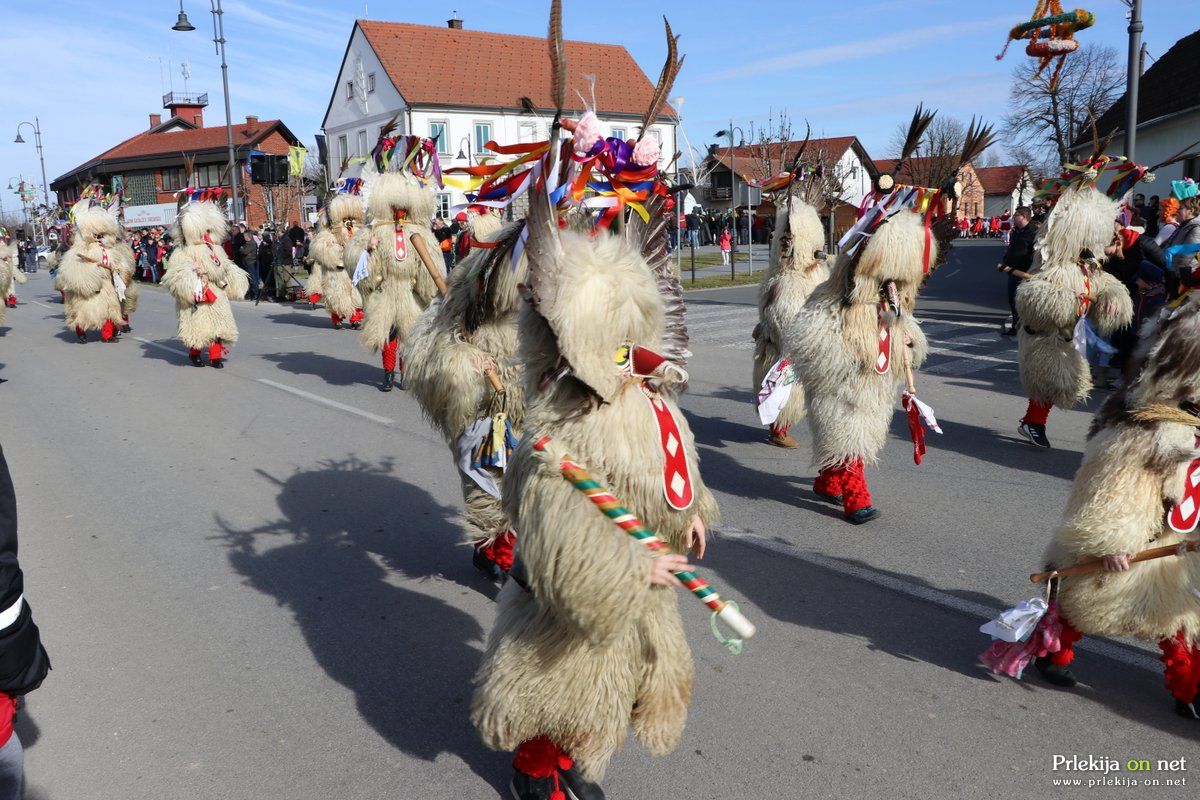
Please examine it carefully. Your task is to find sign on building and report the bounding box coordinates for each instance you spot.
[123,203,178,229]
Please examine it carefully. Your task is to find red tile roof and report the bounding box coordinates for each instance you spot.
[357,20,675,119]
[54,118,297,185]
[711,137,863,181]
[974,165,1027,196]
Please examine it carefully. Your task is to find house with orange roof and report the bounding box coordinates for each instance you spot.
[322,15,678,217]
[50,92,301,229]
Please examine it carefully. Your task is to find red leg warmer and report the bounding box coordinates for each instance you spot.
[350,308,364,324]
[381,337,398,372]
[1022,399,1052,426]
[330,312,343,326]
[813,466,844,498]
[513,736,573,800]
[209,339,225,362]
[840,459,872,514]
[75,326,85,338]
[100,320,116,341]
[475,531,517,573]
[1050,616,1083,666]
[1159,632,1200,704]
[188,347,202,358]
[769,423,790,437]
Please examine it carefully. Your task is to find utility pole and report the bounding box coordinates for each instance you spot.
[1124,0,1143,160]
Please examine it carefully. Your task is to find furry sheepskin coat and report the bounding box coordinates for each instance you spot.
[161,202,250,348]
[1047,295,1200,642]
[346,174,439,353]
[0,244,25,325]
[406,213,525,545]
[472,228,719,781]
[787,209,931,469]
[753,199,830,427]
[56,207,128,332]
[309,196,364,320]
[1016,187,1133,407]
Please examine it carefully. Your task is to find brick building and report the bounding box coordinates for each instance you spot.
[872,158,986,219]
[50,92,301,229]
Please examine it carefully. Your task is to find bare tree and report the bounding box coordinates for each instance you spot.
[747,110,794,179]
[1001,43,1124,174]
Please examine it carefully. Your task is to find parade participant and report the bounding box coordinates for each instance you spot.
[985,293,1200,718]
[161,195,249,368]
[56,204,129,344]
[309,194,364,330]
[406,209,526,580]
[787,109,992,523]
[1013,148,1134,449]
[112,229,138,333]
[750,143,829,448]
[472,11,719,797]
[346,132,442,392]
[0,236,25,324]
[303,249,323,310]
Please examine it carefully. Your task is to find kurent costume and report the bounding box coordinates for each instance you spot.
[983,293,1200,719]
[303,252,324,309]
[787,109,992,523]
[406,210,526,579]
[346,139,442,392]
[308,195,364,330]
[1014,154,1135,448]
[0,240,26,325]
[161,199,250,368]
[471,12,717,798]
[751,160,830,447]
[55,205,131,343]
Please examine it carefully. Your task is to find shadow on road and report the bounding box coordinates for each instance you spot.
[264,311,336,330]
[708,536,1199,739]
[261,351,378,388]
[216,455,505,788]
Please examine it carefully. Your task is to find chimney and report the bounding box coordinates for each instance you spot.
[245,115,259,130]
[447,11,463,29]
[149,113,162,129]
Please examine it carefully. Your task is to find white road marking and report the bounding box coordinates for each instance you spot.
[134,337,189,357]
[257,378,395,426]
[718,527,1160,673]
[30,300,53,309]
[917,317,1004,330]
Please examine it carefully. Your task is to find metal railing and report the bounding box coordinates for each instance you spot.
[162,91,209,107]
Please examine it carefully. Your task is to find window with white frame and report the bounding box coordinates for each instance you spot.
[367,73,376,94]
[435,192,451,220]
[611,126,628,141]
[430,121,449,154]
[357,129,368,157]
[345,81,354,100]
[518,122,536,143]
[337,135,348,164]
[474,122,492,156]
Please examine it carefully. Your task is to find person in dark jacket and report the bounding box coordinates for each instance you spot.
[1000,206,1037,336]
[233,224,259,300]
[272,233,294,301]
[257,232,276,301]
[0,446,51,798]
[1106,222,1167,371]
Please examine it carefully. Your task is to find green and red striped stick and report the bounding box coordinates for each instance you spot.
[534,437,756,650]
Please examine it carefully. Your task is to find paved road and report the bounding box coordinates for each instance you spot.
[2,241,1193,800]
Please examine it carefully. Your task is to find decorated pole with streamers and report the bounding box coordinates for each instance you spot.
[533,437,756,652]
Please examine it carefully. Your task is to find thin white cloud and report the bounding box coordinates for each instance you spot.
[696,15,1013,83]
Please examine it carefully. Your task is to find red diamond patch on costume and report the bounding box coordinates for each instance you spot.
[874,301,891,375]
[1167,448,1200,534]
[394,227,408,261]
[641,384,693,510]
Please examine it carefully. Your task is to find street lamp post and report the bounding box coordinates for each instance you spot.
[1123,0,1143,161]
[714,123,744,280]
[173,0,240,224]
[15,119,50,245]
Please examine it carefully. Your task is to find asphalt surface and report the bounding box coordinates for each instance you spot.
[2,240,1194,800]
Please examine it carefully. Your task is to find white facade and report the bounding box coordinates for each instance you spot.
[323,25,678,220]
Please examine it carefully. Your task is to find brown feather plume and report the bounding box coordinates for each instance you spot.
[639,17,684,141]
[378,112,401,139]
[548,0,566,114]
[893,104,936,178]
[1150,138,1200,171]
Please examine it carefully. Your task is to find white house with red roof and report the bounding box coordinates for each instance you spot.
[321,16,679,217]
[51,92,301,229]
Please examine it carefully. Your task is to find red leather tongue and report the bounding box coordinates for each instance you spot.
[632,345,666,377]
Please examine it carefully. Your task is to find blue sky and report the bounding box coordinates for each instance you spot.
[2,0,1197,210]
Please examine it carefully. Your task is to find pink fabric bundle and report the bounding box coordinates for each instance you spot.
[980,602,1064,679]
